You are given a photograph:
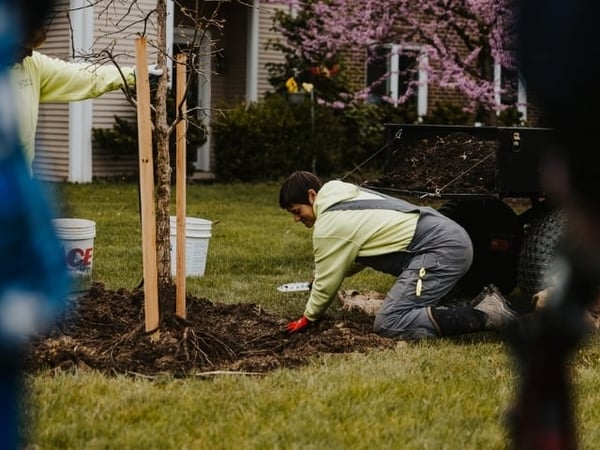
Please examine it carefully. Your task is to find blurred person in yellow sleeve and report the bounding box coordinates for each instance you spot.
[10,24,163,171]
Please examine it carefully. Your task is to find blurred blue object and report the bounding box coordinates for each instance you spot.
[0,1,68,448]
[0,1,70,350]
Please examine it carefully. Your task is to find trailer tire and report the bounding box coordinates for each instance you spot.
[438,199,522,296]
[517,209,566,296]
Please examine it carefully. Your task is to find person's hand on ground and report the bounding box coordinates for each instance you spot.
[286,315,311,333]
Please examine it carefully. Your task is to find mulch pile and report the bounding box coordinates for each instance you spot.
[24,283,396,377]
[366,131,497,194]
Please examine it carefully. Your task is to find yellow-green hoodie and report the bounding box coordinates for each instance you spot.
[305,180,420,321]
[10,51,135,168]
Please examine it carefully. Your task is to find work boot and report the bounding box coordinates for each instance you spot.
[428,305,487,337]
[474,284,518,330]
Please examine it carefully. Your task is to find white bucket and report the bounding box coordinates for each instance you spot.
[52,218,96,292]
[170,216,212,277]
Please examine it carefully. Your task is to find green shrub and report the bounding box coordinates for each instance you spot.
[422,102,474,125]
[212,94,348,181]
[496,106,527,127]
[92,115,138,158]
[422,102,529,127]
[212,95,425,182]
[92,91,206,177]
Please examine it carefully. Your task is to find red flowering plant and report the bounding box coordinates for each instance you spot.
[282,60,346,105]
[309,63,340,79]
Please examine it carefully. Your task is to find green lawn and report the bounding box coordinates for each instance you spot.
[25,181,600,449]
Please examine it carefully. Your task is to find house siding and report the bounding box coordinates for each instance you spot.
[257,2,287,97]
[91,0,158,179]
[32,1,72,181]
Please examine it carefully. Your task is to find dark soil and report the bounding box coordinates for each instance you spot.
[366,131,497,194]
[24,283,397,377]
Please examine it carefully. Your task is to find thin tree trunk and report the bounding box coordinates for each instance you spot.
[154,0,172,290]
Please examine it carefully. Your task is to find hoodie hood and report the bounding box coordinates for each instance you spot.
[313,180,360,216]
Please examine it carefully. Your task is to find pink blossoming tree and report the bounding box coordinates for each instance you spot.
[266,0,519,122]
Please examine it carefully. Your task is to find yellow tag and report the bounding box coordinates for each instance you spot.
[416,267,426,296]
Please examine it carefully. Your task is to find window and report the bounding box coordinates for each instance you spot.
[494,64,527,122]
[366,44,428,118]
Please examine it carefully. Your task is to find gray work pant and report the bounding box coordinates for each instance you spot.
[369,213,473,339]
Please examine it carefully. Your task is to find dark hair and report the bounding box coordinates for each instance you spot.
[21,1,55,40]
[7,1,55,62]
[279,171,323,209]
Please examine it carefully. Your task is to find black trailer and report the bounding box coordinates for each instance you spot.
[362,124,565,301]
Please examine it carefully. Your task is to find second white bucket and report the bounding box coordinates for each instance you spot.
[170,216,212,277]
[52,218,96,292]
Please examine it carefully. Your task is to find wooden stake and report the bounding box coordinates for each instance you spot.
[175,53,187,318]
[135,37,159,332]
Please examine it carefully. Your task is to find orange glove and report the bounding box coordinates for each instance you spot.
[286,315,311,333]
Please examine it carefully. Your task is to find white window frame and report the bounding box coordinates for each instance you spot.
[494,62,527,122]
[382,44,429,118]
